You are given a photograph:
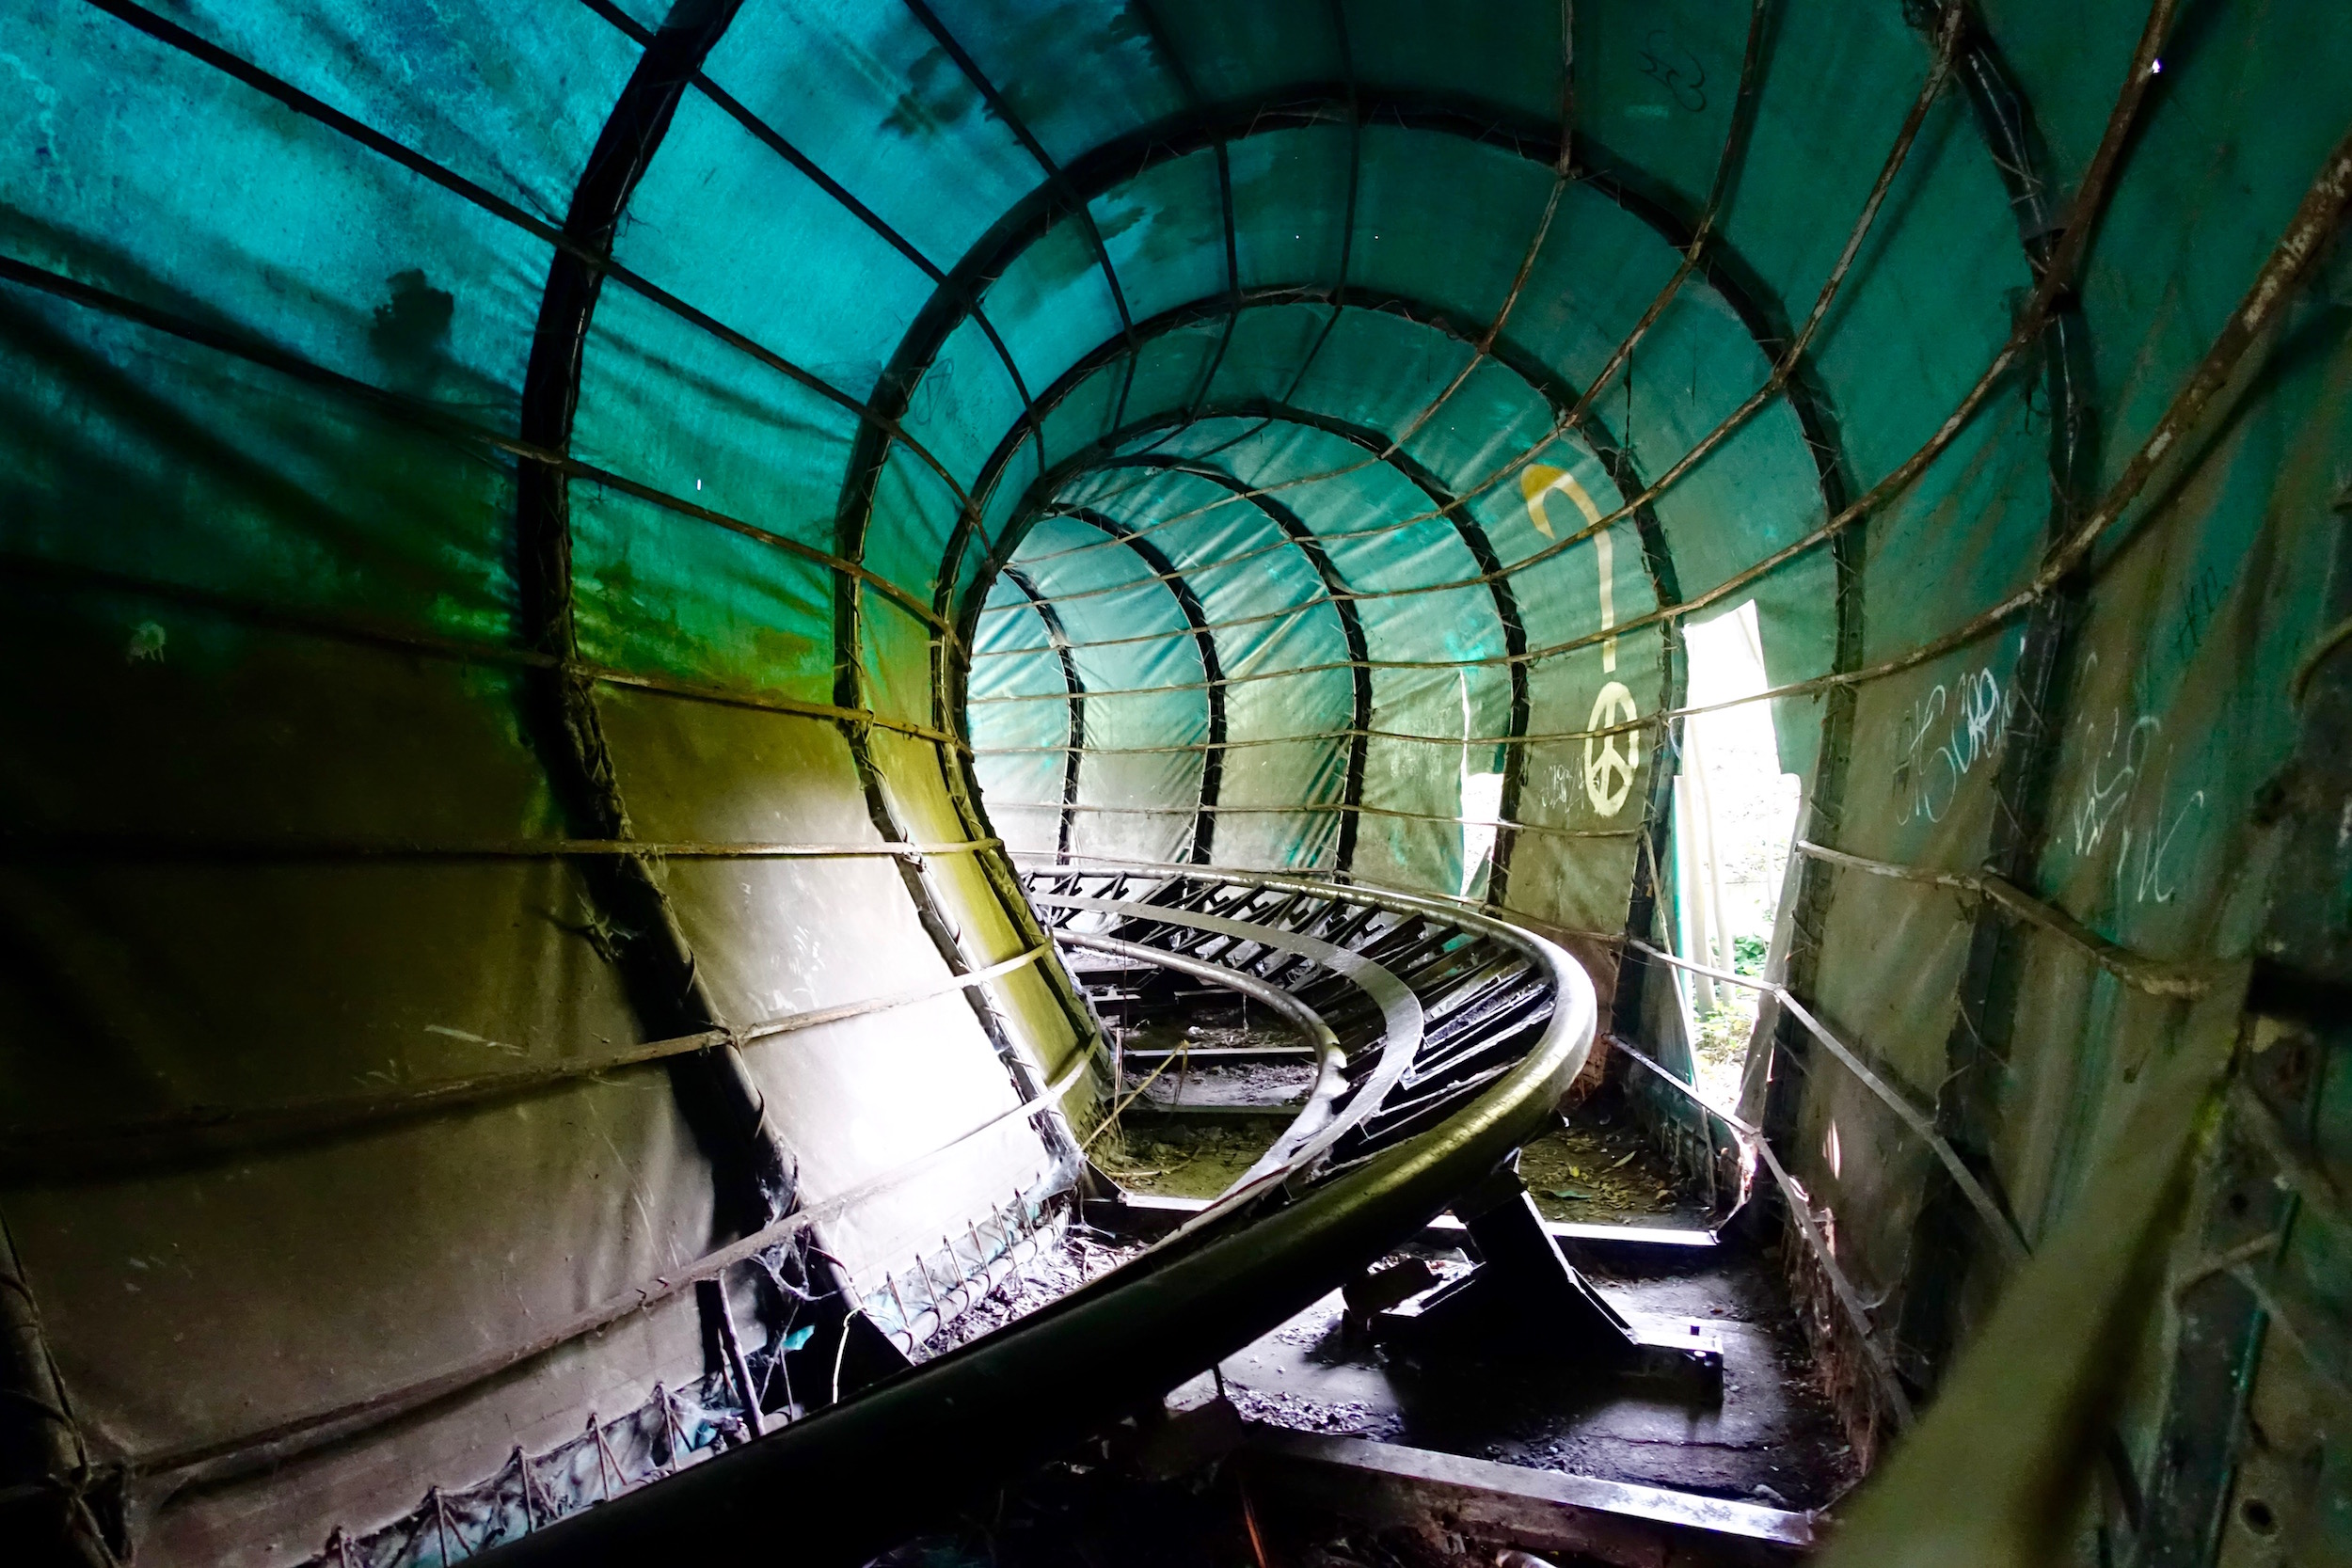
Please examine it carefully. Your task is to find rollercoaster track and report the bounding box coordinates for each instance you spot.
[475,864,1595,1567]
[1049,927,1352,1185]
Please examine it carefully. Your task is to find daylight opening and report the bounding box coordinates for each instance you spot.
[1673,602,1801,1110]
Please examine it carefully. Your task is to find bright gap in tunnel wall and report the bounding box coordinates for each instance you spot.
[1458,670,1504,900]
[1672,601,1799,1112]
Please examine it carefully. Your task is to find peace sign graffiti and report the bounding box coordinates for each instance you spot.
[1583,680,1640,817]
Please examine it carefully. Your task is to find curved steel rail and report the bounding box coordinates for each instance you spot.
[1053,927,1352,1180]
[479,863,1595,1567]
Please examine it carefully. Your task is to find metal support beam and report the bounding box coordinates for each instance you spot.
[1003,566,1086,861]
[1045,509,1229,864]
[1240,1427,1814,1568]
[1372,1163,1723,1388]
[515,0,796,1239]
[1894,0,2100,1396]
[1106,455,1374,873]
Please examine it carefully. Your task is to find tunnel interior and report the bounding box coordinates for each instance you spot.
[3,1,2350,1564]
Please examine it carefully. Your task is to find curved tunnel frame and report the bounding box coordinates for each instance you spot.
[207,0,1961,1041]
[8,2,2275,1559]
[1041,506,1230,864]
[479,864,1599,1567]
[56,0,2109,1314]
[961,333,1680,892]
[919,19,2096,1065]
[749,0,2149,1447]
[920,93,1852,918]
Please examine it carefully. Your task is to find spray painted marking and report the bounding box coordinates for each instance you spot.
[1892,662,2013,826]
[1524,466,1639,817]
[1583,684,1640,817]
[1520,465,1615,672]
[2066,686,2208,909]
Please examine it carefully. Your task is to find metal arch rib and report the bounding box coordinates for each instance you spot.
[940,286,1682,721]
[930,275,1682,681]
[856,88,1829,496]
[573,0,1040,421]
[899,95,1833,659]
[945,306,1684,915]
[917,76,1825,717]
[512,0,796,1232]
[1089,401,1535,899]
[1126,0,1243,428]
[1043,508,1229,865]
[1104,455,1375,872]
[897,0,1139,374]
[1221,411,1533,901]
[1001,565,1085,860]
[978,303,1675,588]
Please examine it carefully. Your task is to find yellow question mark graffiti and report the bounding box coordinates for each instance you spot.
[1520,465,1638,817]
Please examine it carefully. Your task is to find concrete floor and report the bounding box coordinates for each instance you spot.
[1200,1235,1854,1511]
[1068,969,1851,1531]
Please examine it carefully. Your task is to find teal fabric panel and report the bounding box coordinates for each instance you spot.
[615,87,933,404]
[1091,150,1229,327]
[1229,127,1357,293]
[702,0,1044,269]
[574,285,866,562]
[6,2,550,423]
[925,0,1186,168]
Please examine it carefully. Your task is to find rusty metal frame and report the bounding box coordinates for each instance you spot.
[1001,565,1086,861]
[1041,507,1230,864]
[470,866,1596,1567]
[1107,456,1375,872]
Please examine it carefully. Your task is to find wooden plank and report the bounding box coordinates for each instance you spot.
[1241,1426,1817,1566]
[1089,1192,1719,1254]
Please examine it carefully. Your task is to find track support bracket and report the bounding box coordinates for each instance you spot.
[1373,1160,1724,1390]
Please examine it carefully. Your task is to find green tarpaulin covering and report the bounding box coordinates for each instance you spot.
[2,0,2348,1561]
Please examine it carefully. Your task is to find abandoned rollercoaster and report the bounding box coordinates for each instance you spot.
[1,1,2348,1565]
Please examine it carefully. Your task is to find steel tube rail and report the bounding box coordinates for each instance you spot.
[1053,930,1338,1057]
[1029,885,1425,1197]
[473,868,1594,1568]
[1053,929,1350,1179]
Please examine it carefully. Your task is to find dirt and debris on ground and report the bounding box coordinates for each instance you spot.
[1094,1103,1712,1220]
[914,1228,1143,1360]
[1224,1379,1402,1440]
[866,1457,1596,1568]
[1137,1056,1319,1108]
[1516,1117,1710,1227]
[1116,1010,1306,1059]
[1092,1118,1283,1200]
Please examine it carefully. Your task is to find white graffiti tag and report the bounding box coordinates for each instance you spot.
[2115,789,2206,907]
[2069,703,2205,908]
[1892,663,2013,825]
[2070,710,2160,858]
